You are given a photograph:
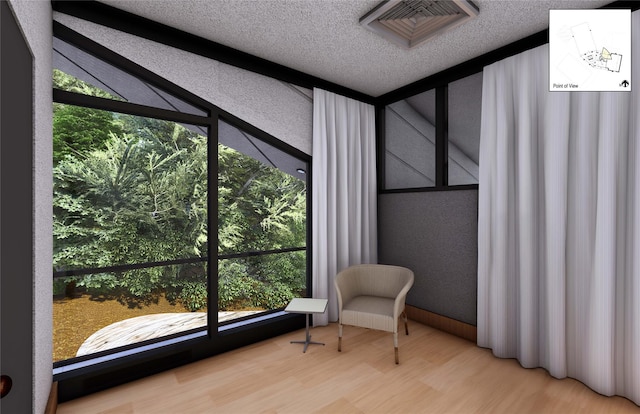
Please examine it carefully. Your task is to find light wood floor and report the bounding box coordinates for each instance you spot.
[58,321,640,413]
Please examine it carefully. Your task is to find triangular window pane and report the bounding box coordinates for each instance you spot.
[218,119,308,181]
[53,36,208,117]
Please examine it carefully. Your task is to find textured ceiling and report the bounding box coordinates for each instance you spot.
[98,0,613,97]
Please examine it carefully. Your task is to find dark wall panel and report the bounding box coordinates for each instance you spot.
[1,1,34,412]
[378,190,478,325]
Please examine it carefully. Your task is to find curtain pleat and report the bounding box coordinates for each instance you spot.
[478,10,640,405]
[312,89,377,326]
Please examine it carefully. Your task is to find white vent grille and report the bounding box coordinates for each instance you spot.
[360,0,479,49]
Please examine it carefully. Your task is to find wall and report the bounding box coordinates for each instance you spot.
[2,0,53,413]
[378,190,478,325]
[52,13,313,156]
[1,3,33,411]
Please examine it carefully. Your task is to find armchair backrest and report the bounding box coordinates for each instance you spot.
[335,264,414,304]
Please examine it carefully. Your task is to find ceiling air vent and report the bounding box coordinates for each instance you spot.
[360,0,479,49]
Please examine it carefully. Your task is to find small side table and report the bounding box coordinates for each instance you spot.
[284,298,328,353]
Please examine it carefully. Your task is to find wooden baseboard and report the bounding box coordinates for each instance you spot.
[45,381,57,414]
[406,305,477,343]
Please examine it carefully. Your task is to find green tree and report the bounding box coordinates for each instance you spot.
[54,111,209,310]
[217,143,306,310]
[53,68,306,313]
[53,70,124,164]
[53,104,122,164]
[53,68,121,99]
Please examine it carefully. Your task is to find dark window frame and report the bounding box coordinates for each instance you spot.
[377,72,482,193]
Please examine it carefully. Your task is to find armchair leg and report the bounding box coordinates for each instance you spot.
[394,332,399,364]
[402,311,409,335]
[338,324,342,352]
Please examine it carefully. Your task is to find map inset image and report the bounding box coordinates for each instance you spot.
[549,9,631,92]
[571,22,622,73]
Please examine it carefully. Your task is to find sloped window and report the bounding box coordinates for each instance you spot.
[385,89,436,189]
[383,72,481,190]
[52,32,311,367]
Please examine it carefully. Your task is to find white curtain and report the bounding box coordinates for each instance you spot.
[478,10,640,405]
[312,88,377,326]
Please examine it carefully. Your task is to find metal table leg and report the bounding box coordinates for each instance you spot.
[290,312,325,352]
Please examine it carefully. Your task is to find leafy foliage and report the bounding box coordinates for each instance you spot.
[53,69,125,165]
[53,70,306,313]
[53,104,121,165]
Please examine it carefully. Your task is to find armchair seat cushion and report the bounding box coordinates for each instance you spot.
[342,295,395,332]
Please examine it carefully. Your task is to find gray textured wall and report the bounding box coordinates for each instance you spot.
[4,1,53,413]
[378,190,478,325]
[1,4,33,411]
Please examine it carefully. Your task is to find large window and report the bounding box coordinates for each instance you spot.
[52,28,310,368]
[53,104,209,362]
[52,39,212,363]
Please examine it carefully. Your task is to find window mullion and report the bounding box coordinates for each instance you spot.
[53,89,210,127]
[435,85,448,187]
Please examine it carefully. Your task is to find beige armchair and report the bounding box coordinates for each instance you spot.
[335,264,414,364]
